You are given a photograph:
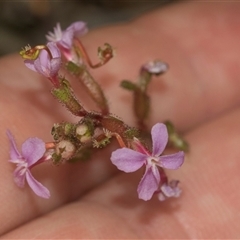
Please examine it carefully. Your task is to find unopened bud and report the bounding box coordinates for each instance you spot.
[56,140,76,160]
[76,124,88,135]
[76,123,92,143]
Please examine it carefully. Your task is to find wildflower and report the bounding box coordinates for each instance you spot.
[7,130,50,199]
[46,21,88,50]
[24,42,61,80]
[110,123,184,201]
[158,180,182,201]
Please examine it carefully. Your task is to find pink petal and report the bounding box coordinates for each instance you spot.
[34,50,49,77]
[60,21,87,49]
[13,166,26,188]
[47,42,61,58]
[39,50,49,68]
[137,165,160,201]
[6,130,22,161]
[161,184,176,197]
[26,171,50,199]
[158,193,166,201]
[70,21,88,36]
[24,60,37,72]
[151,123,168,156]
[159,151,184,169]
[34,44,61,78]
[111,148,146,172]
[60,28,74,49]
[142,61,168,74]
[161,181,181,198]
[21,138,46,166]
[50,58,61,77]
[158,180,182,201]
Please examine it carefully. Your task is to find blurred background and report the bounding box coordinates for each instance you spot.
[0,0,176,56]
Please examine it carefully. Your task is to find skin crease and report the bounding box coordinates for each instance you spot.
[1,1,240,238]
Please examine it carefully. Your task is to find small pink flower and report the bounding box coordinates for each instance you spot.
[111,123,184,201]
[142,60,168,74]
[46,21,88,50]
[7,130,50,199]
[24,42,61,79]
[158,180,182,201]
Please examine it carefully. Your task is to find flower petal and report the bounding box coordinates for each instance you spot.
[50,58,61,77]
[47,42,61,59]
[34,43,61,78]
[21,137,46,166]
[111,148,146,172]
[25,171,50,199]
[24,60,37,72]
[6,130,22,161]
[60,28,75,49]
[151,123,168,156]
[161,183,176,197]
[34,50,49,77]
[13,166,26,188]
[60,21,87,49]
[158,192,166,201]
[158,180,182,201]
[142,61,168,74]
[70,21,88,36]
[137,165,160,201]
[159,151,184,169]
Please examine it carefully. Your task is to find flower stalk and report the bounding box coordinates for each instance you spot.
[121,60,169,130]
[74,39,114,68]
[66,61,109,115]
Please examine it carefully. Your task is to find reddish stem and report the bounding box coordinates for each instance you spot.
[74,38,112,68]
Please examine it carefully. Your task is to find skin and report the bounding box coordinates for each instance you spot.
[0,1,240,238]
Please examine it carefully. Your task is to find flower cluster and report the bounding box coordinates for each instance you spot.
[8,21,188,202]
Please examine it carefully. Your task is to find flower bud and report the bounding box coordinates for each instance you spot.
[55,140,76,160]
[76,123,92,143]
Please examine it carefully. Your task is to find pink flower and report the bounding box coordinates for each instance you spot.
[46,21,88,50]
[142,60,168,74]
[24,42,61,79]
[110,123,184,201]
[158,180,182,201]
[7,130,50,199]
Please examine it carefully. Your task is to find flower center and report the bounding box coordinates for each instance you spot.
[16,161,28,176]
[147,156,158,166]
